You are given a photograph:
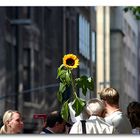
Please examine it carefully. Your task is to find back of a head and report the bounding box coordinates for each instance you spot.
[98,87,119,106]
[127,101,140,129]
[86,98,105,117]
[46,111,64,128]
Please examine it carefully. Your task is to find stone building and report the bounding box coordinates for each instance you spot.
[0,7,96,133]
[110,7,139,112]
[96,6,140,113]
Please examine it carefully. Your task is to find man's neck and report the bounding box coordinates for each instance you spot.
[105,105,120,117]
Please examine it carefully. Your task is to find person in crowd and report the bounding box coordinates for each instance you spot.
[98,87,132,134]
[40,111,67,134]
[0,110,24,134]
[127,101,140,134]
[69,98,117,134]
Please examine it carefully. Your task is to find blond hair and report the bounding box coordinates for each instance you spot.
[98,87,119,106]
[0,110,20,134]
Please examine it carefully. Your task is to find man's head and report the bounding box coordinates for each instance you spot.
[85,98,105,117]
[98,87,119,106]
[127,101,140,129]
[46,111,66,133]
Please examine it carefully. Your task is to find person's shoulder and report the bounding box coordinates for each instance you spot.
[104,111,121,121]
[88,116,113,128]
[71,120,82,127]
[69,120,83,134]
[107,111,121,119]
[111,111,131,126]
[112,111,128,120]
[88,116,116,134]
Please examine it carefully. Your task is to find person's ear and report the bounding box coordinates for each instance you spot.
[5,120,10,127]
[55,122,59,126]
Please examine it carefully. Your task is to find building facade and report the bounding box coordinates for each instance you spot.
[96,7,110,95]
[110,7,139,112]
[0,7,96,133]
[1,6,139,133]
[96,6,140,113]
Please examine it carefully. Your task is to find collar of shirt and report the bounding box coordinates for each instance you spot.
[46,127,55,133]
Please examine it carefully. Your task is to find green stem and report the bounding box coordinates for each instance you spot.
[69,69,77,98]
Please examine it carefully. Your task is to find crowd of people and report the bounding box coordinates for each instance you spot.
[0,87,140,134]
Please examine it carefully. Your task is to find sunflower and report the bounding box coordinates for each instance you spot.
[63,54,79,69]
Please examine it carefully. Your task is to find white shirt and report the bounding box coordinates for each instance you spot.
[105,111,132,134]
[132,127,140,134]
[69,116,117,134]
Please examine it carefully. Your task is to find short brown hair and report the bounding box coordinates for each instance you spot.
[98,87,119,106]
[46,111,64,128]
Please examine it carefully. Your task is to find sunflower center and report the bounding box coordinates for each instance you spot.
[66,58,75,66]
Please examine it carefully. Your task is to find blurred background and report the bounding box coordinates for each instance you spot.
[0,6,140,133]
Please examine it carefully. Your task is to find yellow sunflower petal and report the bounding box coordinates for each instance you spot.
[63,54,79,69]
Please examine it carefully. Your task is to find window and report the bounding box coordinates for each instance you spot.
[6,7,17,19]
[34,50,39,83]
[66,18,70,53]
[79,61,90,99]
[20,7,31,19]
[92,32,96,62]
[5,42,16,102]
[79,61,90,76]
[79,15,90,59]
[33,7,42,27]
[23,48,31,101]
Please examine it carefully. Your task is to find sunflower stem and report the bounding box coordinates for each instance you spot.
[69,69,77,98]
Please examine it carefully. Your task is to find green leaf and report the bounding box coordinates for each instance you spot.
[59,82,66,93]
[58,70,67,80]
[75,76,87,87]
[58,69,71,85]
[87,77,94,91]
[57,64,64,79]
[57,91,62,102]
[65,70,71,85]
[61,100,69,121]
[57,82,67,103]
[75,76,94,96]
[82,85,87,96]
[72,97,86,116]
[124,6,140,20]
